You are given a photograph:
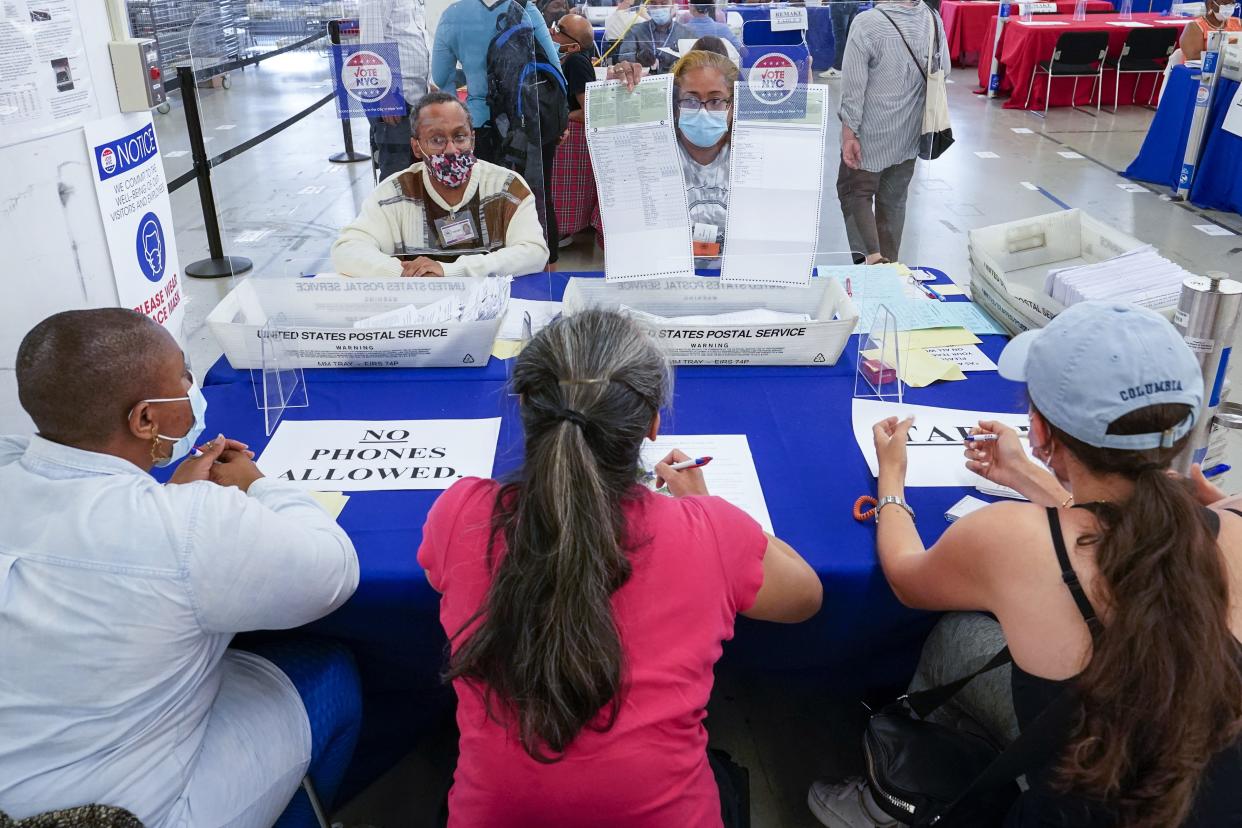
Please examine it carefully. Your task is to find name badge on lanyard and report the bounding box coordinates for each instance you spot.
[435,212,479,247]
[692,222,721,257]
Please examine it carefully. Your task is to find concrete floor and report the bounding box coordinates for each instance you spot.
[155,49,1242,828]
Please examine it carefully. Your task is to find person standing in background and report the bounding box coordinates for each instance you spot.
[361,0,432,181]
[684,3,744,55]
[550,14,600,244]
[619,0,695,73]
[836,0,947,264]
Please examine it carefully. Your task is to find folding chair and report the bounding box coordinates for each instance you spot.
[1106,26,1180,110]
[1025,30,1110,115]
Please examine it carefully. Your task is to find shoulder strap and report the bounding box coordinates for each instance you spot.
[877,8,938,80]
[933,689,1078,824]
[1045,508,1100,630]
[903,646,1013,719]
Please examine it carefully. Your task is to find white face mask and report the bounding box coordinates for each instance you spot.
[1217,3,1237,19]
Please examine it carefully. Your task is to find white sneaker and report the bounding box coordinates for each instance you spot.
[807,778,900,828]
[818,68,842,79]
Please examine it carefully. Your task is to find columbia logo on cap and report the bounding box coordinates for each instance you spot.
[1120,380,1185,402]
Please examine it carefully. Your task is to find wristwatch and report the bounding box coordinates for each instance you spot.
[875,495,915,522]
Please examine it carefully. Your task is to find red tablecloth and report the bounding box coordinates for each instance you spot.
[974,13,1188,109]
[942,0,1114,66]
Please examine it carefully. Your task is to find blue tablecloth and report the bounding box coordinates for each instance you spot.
[196,270,1022,792]
[1125,66,1242,214]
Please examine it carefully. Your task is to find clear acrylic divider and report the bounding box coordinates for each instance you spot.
[853,304,906,403]
[258,314,310,435]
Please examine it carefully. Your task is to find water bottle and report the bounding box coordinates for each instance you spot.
[1073,0,1087,20]
[1120,0,1133,20]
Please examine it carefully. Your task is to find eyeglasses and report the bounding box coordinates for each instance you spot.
[677,97,732,112]
[419,133,474,152]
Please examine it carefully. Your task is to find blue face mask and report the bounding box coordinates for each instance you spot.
[678,107,729,148]
[649,5,672,24]
[136,379,209,467]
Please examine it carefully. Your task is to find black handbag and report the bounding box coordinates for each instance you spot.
[863,648,1075,827]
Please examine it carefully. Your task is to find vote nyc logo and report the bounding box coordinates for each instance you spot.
[342,50,393,103]
[135,212,166,282]
[748,53,797,105]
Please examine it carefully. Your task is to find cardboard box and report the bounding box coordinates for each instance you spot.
[967,209,1148,335]
[562,276,858,366]
[206,276,502,369]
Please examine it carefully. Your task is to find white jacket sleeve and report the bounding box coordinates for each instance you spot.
[330,185,405,277]
[440,192,550,278]
[184,478,360,633]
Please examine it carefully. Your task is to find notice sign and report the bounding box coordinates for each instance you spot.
[330,42,405,119]
[84,112,185,340]
[257,418,502,491]
[769,6,808,30]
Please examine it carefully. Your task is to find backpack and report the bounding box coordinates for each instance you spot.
[485,0,569,164]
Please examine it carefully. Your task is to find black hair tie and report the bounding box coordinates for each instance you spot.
[554,408,590,430]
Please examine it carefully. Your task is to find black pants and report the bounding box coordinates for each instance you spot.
[474,125,559,264]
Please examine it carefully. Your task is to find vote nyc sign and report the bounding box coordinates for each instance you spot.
[331,42,406,118]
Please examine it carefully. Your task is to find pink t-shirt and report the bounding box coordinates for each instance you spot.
[418,477,767,828]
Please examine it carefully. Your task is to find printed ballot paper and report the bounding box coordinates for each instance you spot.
[852,399,1034,487]
[721,84,829,287]
[640,434,774,533]
[586,76,695,281]
[257,418,501,491]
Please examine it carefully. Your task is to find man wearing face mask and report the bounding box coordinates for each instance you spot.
[619,0,694,73]
[1182,0,1241,61]
[331,91,550,277]
[0,309,361,828]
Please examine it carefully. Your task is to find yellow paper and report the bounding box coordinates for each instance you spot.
[896,327,981,350]
[932,283,967,296]
[861,347,967,388]
[491,339,524,360]
[309,491,350,520]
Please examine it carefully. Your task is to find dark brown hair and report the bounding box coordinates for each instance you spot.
[445,310,671,762]
[1045,403,1242,826]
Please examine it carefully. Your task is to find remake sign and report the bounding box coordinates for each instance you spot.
[256,418,502,491]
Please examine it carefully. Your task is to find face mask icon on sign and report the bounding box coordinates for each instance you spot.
[142,219,164,278]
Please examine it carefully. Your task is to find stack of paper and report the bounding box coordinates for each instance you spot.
[353,276,512,329]
[497,298,562,341]
[1043,247,1190,310]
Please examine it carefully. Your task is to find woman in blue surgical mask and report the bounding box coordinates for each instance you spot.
[609,50,739,268]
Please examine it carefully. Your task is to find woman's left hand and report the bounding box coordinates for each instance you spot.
[873,416,914,479]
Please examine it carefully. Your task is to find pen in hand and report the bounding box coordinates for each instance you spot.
[668,456,713,471]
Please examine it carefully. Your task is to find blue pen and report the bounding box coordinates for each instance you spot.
[1203,463,1231,478]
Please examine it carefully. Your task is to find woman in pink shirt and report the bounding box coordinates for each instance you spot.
[418,309,822,827]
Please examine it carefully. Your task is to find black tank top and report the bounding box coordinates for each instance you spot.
[1006,507,1242,827]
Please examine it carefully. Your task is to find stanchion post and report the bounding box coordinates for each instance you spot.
[328,19,370,164]
[177,65,253,280]
[1175,30,1225,200]
[986,3,1010,99]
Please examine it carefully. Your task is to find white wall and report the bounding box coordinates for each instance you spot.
[0,2,128,433]
[425,0,454,47]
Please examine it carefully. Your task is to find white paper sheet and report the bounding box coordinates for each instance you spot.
[854,298,1007,335]
[586,77,696,281]
[257,418,502,491]
[852,398,1036,487]
[924,344,999,372]
[640,434,774,533]
[721,84,829,286]
[498,298,562,340]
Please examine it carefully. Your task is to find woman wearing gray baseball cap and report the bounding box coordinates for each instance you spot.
[820,302,1242,827]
